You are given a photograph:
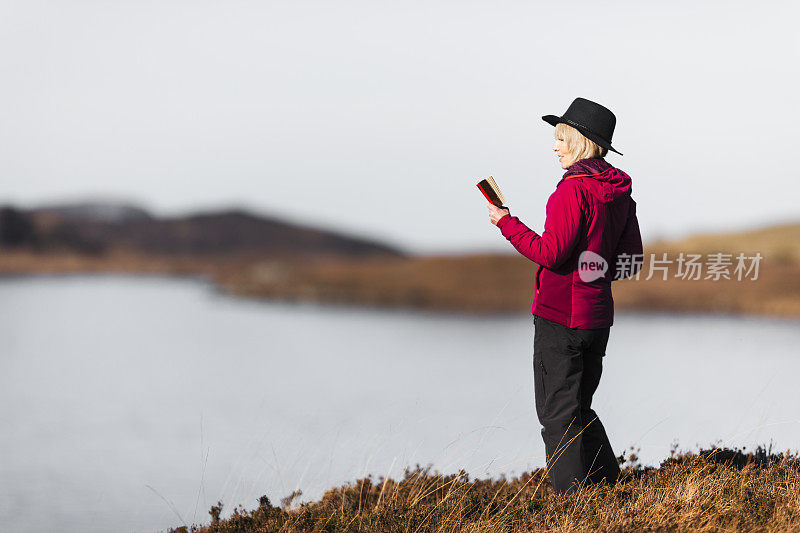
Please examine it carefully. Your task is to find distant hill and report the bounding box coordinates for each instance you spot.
[0,202,405,258]
[30,201,153,223]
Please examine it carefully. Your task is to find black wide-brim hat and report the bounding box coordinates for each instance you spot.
[542,97,623,155]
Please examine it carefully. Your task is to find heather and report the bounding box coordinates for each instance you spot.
[169,445,800,532]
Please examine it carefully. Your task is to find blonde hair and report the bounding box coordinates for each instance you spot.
[555,122,607,165]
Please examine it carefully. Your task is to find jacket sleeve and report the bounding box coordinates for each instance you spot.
[495,180,584,269]
[610,199,643,280]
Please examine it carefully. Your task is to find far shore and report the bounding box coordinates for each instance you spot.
[1,228,798,322]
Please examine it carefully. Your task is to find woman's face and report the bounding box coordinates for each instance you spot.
[553,135,573,169]
[553,135,572,169]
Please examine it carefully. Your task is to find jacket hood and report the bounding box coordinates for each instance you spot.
[561,157,632,204]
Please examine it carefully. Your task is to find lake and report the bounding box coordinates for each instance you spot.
[1,275,798,532]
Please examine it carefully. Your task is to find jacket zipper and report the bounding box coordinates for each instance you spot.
[535,266,542,295]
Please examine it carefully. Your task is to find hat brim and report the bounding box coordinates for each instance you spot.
[542,115,623,156]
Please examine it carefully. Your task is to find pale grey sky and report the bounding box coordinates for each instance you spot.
[0,1,798,253]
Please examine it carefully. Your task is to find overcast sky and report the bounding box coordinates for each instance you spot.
[0,1,798,254]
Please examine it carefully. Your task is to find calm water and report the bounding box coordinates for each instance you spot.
[1,276,799,532]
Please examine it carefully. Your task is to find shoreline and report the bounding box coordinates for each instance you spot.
[4,268,800,326]
[1,249,798,322]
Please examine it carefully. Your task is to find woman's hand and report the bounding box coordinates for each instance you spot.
[487,204,510,226]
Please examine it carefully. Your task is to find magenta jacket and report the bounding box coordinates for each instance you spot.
[496,157,642,329]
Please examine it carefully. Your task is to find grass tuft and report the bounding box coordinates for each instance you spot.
[168,444,800,532]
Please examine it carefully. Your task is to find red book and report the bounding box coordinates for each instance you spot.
[476,176,507,208]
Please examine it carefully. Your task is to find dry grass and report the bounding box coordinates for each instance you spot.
[168,446,800,532]
[648,221,800,265]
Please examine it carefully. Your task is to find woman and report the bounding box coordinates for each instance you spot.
[487,97,643,495]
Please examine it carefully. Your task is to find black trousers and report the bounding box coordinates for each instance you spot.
[533,314,620,494]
